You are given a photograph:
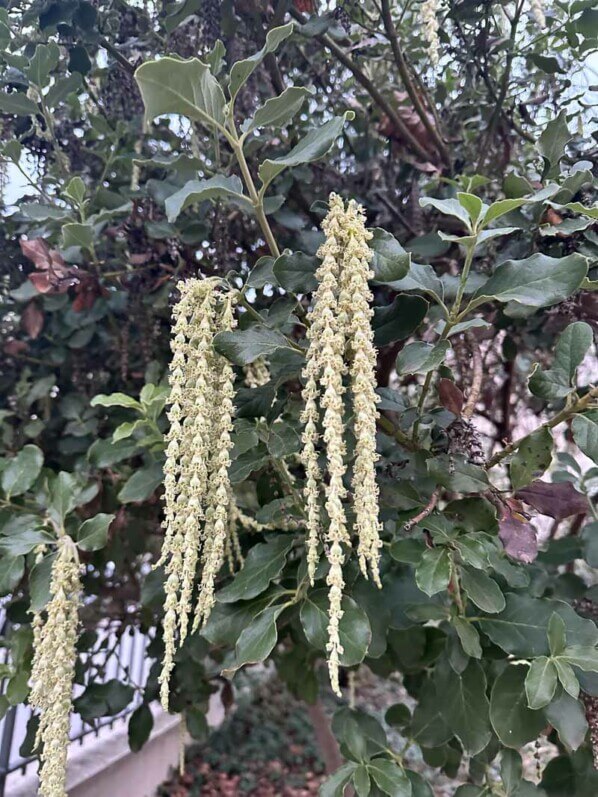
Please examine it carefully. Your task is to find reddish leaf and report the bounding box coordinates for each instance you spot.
[20,237,51,268]
[438,378,464,415]
[516,480,588,520]
[21,301,44,339]
[499,509,538,563]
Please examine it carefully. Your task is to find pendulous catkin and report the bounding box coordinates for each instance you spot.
[421,0,440,67]
[300,194,381,695]
[530,0,546,28]
[29,539,81,797]
[159,278,237,709]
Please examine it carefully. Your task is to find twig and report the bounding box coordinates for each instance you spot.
[486,385,598,468]
[379,0,450,165]
[404,490,439,532]
[289,8,433,164]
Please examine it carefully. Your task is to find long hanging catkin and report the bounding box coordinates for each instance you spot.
[159,279,236,709]
[300,194,381,695]
[421,0,440,67]
[29,539,81,797]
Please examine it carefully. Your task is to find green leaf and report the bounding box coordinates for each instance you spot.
[480,594,598,658]
[572,413,598,463]
[244,85,314,132]
[481,198,528,228]
[61,222,94,250]
[528,322,594,402]
[223,604,285,676]
[560,645,598,672]
[320,763,358,797]
[258,113,352,188]
[214,325,297,365]
[548,612,567,657]
[457,192,484,226]
[186,706,208,741]
[420,197,472,230]
[554,660,580,699]
[396,340,450,375]
[368,760,412,797]
[118,462,163,503]
[525,657,558,709]
[436,660,492,755]
[202,590,282,646]
[553,322,593,380]
[135,57,226,127]
[0,528,51,557]
[537,111,572,180]
[501,749,523,796]
[415,548,451,596]
[544,691,588,752]
[300,590,371,666]
[490,664,546,747]
[217,536,293,602]
[471,253,587,309]
[47,471,78,524]
[353,765,371,796]
[405,771,433,797]
[76,513,114,552]
[453,616,482,659]
[46,72,82,109]
[272,250,318,293]
[128,703,153,752]
[91,392,142,410]
[29,553,57,612]
[165,175,247,222]
[370,229,411,283]
[26,43,60,87]
[548,201,598,220]
[460,566,505,614]
[64,176,86,206]
[0,556,25,595]
[510,427,553,490]
[0,92,39,116]
[229,23,294,101]
[1,445,43,497]
[373,295,428,346]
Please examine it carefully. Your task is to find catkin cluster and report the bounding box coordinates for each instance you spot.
[300,194,381,695]
[421,0,440,67]
[29,539,81,797]
[530,0,545,28]
[159,278,237,709]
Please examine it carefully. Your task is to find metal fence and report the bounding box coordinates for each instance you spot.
[0,620,152,797]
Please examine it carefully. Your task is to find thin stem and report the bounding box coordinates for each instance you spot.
[486,385,598,468]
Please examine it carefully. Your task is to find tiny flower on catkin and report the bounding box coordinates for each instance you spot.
[29,538,81,797]
[159,280,237,710]
[300,194,381,695]
[421,0,440,67]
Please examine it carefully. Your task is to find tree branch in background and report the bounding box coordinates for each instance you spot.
[289,7,435,164]
[379,0,450,166]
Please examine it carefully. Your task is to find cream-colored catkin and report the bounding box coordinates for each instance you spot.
[300,194,381,696]
[530,0,545,28]
[339,201,382,585]
[300,196,348,584]
[29,540,81,797]
[159,281,237,710]
[421,0,440,67]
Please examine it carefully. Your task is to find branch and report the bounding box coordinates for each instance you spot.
[486,385,598,469]
[377,413,420,451]
[379,0,450,165]
[99,37,135,75]
[289,8,434,164]
[404,490,439,532]
[463,331,483,418]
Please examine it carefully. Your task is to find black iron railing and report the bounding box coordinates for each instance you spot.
[0,622,151,797]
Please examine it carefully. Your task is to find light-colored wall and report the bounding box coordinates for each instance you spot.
[7,696,224,797]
